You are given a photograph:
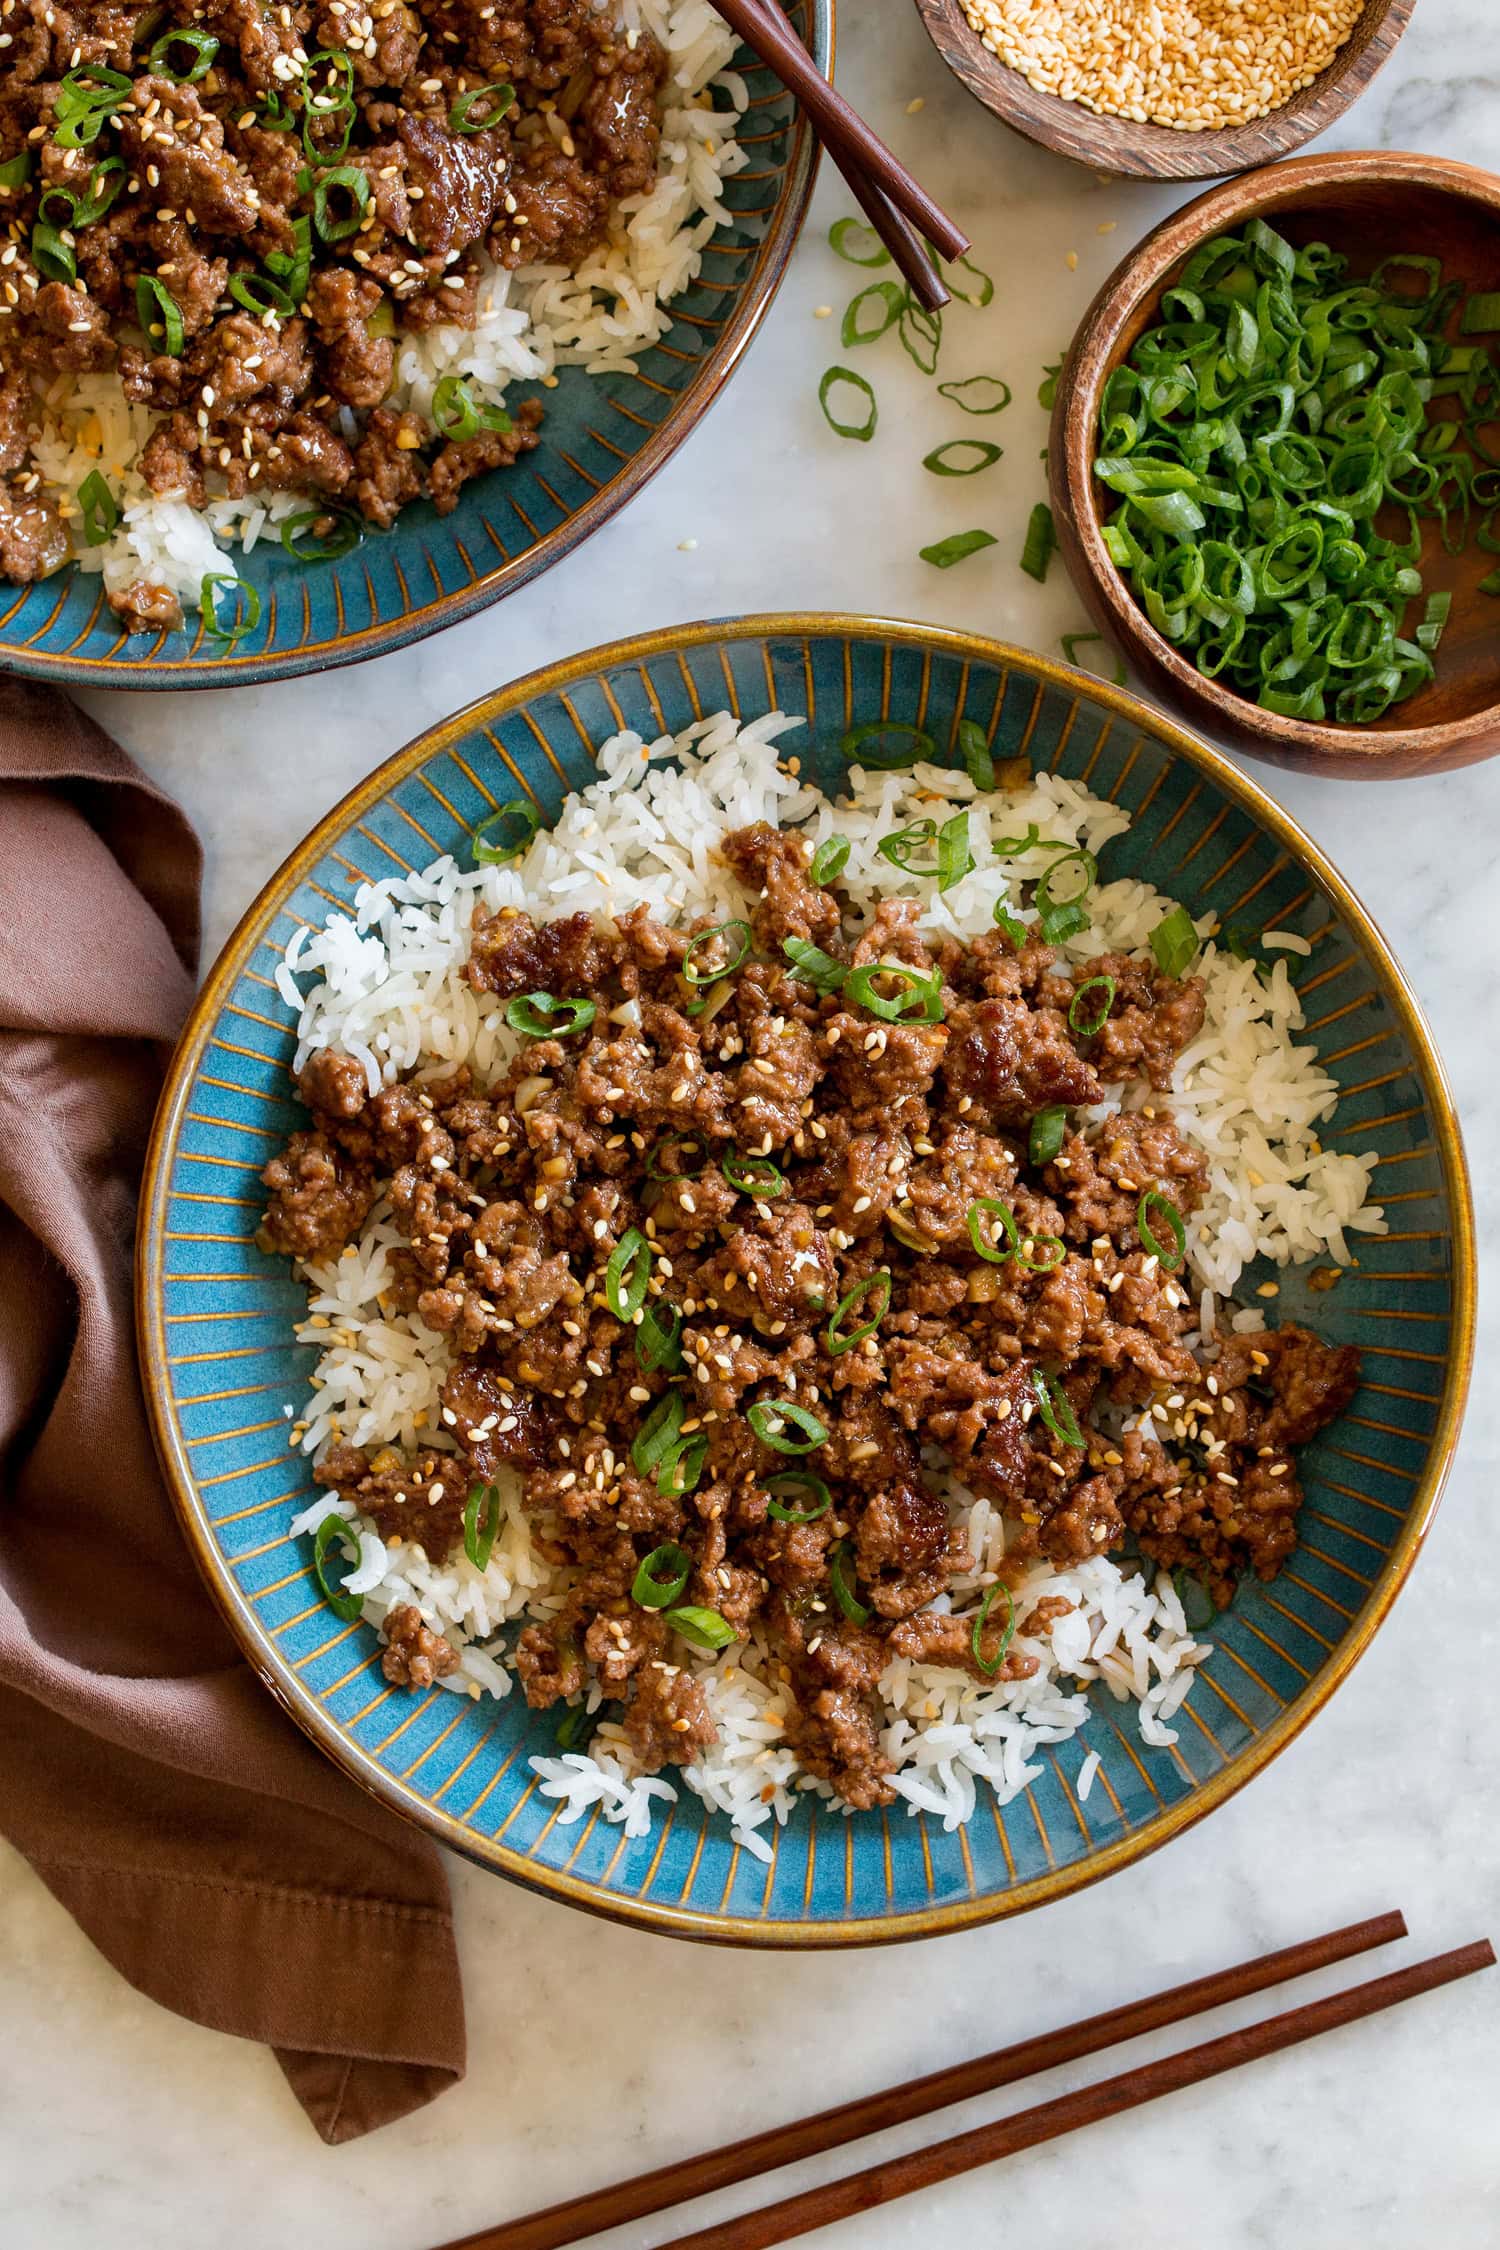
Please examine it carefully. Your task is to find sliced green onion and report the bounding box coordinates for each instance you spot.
[810,834,851,886]
[764,1472,833,1525]
[646,1133,705,1182]
[818,365,877,442]
[956,717,995,789]
[1031,1367,1084,1447]
[1137,1188,1187,1271]
[0,153,34,193]
[747,1399,828,1454]
[937,810,974,892]
[1150,904,1198,979]
[200,573,261,645]
[632,1542,691,1609]
[279,506,362,562]
[877,817,936,873]
[842,280,904,347]
[631,1392,685,1479]
[899,294,942,376]
[664,1603,736,1651]
[829,217,890,267]
[556,1700,598,1751]
[966,1198,1019,1264]
[1067,973,1116,1036]
[723,1151,786,1199]
[32,224,76,288]
[923,439,1003,477]
[1038,358,1062,409]
[1415,590,1451,653]
[839,719,935,769]
[605,1227,652,1320]
[845,960,942,1023]
[312,165,371,242]
[77,470,119,547]
[782,936,847,993]
[503,991,595,1039]
[471,799,541,865]
[1460,293,1500,334]
[971,1581,1015,1676]
[992,891,1027,947]
[828,1541,869,1626]
[431,373,511,442]
[1060,631,1126,686]
[920,529,997,569]
[149,25,218,78]
[1034,847,1095,945]
[636,1299,684,1376]
[1028,1106,1067,1166]
[1020,502,1056,582]
[40,157,123,229]
[135,275,184,355]
[1016,1233,1065,1274]
[683,918,751,986]
[450,81,515,131]
[1173,1569,1217,1631]
[658,1431,709,1497]
[826,1271,891,1355]
[312,1512,364,1621]
[229,270,296,319]
[463,1481,502,1570]
[938,374,1012,414]
[946,251,994,308]
[265,215,312,306]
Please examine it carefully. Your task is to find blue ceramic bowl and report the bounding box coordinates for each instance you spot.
[0,13,826,692]
[139,616,1474,1944]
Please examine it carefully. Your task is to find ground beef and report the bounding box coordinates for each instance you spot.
[381,1603,461,1686]
[264,818,1361,1804]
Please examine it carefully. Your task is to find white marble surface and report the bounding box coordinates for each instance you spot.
[5,4,1499,2242]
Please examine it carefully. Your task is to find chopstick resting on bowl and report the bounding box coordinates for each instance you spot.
[426,1914,1495,2250]
[726,0,962,312]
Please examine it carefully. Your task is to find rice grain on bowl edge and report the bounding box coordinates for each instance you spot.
[272,711,1385,1862]
[26,0,743,624]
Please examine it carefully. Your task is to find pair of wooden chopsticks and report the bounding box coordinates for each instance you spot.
[720,0,967,311]
[428,1913,1491,2250]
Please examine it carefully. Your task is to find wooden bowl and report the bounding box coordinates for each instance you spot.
[1050,152,1500,779]
[910,0,1413,180]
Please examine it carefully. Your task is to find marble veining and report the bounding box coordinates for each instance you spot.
[4,0,1497,2241]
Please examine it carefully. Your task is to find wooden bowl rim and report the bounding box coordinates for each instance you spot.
[1051,149,1500,767]
[909,0,1415,181]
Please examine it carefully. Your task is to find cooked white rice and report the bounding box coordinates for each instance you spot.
[25,0,743,619]
[275,709,1385,1858]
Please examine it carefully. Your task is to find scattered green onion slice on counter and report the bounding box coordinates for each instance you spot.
[631,1392,685,1479]
[1060,631,1126,685]
[312,1512,364,1620]
[764,1472,833,1525]
[723,1151,786,1198]
[839,719,935,769]
[1150,904,1199,979]
[463,1480,503,1570]
[1067,973,1116,1037]
[829,217,890,267]
[937,810,974,892]
[828,1541,870,1625]
[450,80,515,131]
[646,1133,705,1181]
[920,528,996,568]
[149,25,219,78]
[747,1399,828,1454]
[504,991,596,1039]
[632,1542,692,1609]
[845,960,942,1023]
[279,505,361,561]
[818,365,878,442]
[937,374,1011,414]
[312,164,371,241]
[1028,1106,1067,1166]
[1020,501,1056,582]
[636,1299,684,1375]
[1038,359,1062,409]
[200,573,261,644]
[923,438,1003,477]
[682,918,751,986]
[810,834,851,886]
[1137,1188,1187,1271]
[945,251,995,308]
[967,1198,1019,1265]
[77,470,119,547]
[605,1227,652,1320]
[825,1272,891,1355]
[665,1604,735,1651]
[782,936,847,993]
[899,293,943,377]
[32,223,76,287]
[971,1581,1016,1676]
[658,1432,709,1498]
[470,798,541,864]
[1031,1367,1084,1447]
[956,717,995,789]
[842,280,904,347]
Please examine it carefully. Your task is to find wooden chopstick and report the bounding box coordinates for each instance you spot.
[711,0,970,265]
[652,1939,1494,2250]
[431,1911,1408,2250]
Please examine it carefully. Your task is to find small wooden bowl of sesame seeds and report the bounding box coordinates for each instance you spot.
[910,0,1414,180]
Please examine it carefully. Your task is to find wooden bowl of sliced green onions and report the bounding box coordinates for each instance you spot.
[1050,150,1500,777]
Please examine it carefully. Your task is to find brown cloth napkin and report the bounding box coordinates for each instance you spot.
[0,678,465,2143]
